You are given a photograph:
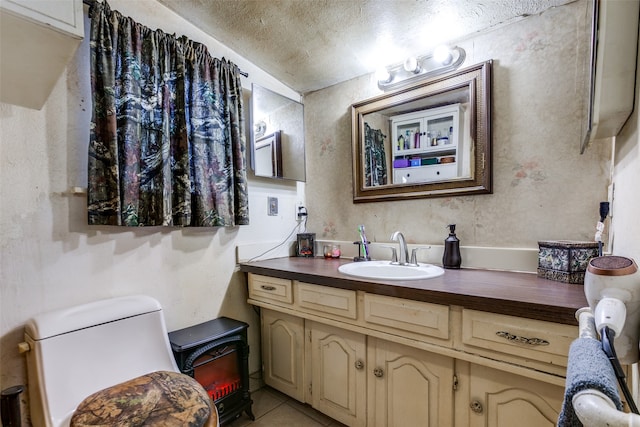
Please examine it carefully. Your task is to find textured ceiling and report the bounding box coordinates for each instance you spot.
[157,0,575,94]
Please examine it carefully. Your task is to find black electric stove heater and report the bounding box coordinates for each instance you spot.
[169,317,254,425]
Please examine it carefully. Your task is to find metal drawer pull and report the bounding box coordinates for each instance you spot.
[373,367,384,378]
[355,360,364,370]
[260,285,276,291]
[496,331,549,346]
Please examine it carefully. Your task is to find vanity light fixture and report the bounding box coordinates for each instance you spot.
[377,46,466,91]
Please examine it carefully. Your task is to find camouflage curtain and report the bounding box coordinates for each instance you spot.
[364,124,387,187]
[87,1,249,226]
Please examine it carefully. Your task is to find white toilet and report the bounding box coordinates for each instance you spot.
[21,295,217,427]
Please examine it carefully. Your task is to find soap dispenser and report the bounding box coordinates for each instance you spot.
[443,224,461,269]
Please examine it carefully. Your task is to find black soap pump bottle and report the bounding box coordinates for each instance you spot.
[443,224,461,269]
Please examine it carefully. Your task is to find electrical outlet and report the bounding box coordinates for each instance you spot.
[296,204,307,220]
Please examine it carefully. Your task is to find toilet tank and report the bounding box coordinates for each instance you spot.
[23,295,179,427]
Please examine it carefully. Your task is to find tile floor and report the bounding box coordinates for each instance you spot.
[227,387,347,427]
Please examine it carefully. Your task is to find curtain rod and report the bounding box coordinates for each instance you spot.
[81,0,249,78]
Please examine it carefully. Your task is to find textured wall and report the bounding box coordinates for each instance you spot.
[612,44,640,263]
[0,0,303,411]
[304,2,612,248]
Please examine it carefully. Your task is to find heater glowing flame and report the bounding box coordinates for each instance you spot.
[207,379,242,401]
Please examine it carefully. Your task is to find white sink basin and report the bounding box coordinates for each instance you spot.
[338,260,445,280]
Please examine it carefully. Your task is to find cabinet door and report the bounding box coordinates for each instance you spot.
[261,309,305,401]
[0,0,83,109]
[310,321,367,427]
[392,117,424,152]
[1,0,84,37]
[468,364,563,427]
[368,337,454,427]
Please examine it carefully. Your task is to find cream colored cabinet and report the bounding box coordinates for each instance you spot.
[460,308,575,377]
[309,321,452,427]
[310,321,367,427]
[0,0,84,109]
[367,337,454,427]
[249,274,293,306]
[466,364,564,427]
[261,309,305,401]
[246,274,573,427]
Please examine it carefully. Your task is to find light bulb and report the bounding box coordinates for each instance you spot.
[376,67,391,83]
[403,57,420,73]
[434,45,453,65]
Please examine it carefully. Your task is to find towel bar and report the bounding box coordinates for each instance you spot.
[573,309,640,426]
[574,389,640,426]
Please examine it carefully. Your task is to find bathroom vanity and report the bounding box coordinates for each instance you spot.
[240,257,587,427]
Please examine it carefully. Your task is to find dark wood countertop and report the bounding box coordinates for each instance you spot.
[239,257,588,326]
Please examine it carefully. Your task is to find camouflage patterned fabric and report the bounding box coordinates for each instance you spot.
[70,371,216,427]
[364,124,387,187]
[88,1,249,226]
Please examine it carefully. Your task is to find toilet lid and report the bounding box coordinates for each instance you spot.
[25,295,161,340]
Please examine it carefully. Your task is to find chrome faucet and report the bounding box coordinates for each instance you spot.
[390,231,410,265]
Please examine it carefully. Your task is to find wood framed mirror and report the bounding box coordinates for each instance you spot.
[351,60,492,202]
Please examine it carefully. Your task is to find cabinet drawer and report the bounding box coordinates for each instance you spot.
[364,293,449,340]
[295,282,357,319]
[461,309,576,367]
[393,163,457,184]
[248,274,293,305]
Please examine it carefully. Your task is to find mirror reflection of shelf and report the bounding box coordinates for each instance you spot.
[391,104,461,184]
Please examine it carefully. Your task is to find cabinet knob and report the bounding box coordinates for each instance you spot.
[373,367,384,378]
[260,285,276,291]
[470,400,483,414]
[355,359,364,370]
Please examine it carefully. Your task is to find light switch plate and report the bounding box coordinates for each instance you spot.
[268,197,278,216]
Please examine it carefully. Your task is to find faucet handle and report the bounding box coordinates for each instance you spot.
[410,246,431,265]
[380,245,398,263]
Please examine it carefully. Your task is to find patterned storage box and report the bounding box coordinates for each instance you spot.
[537,240,599,284]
